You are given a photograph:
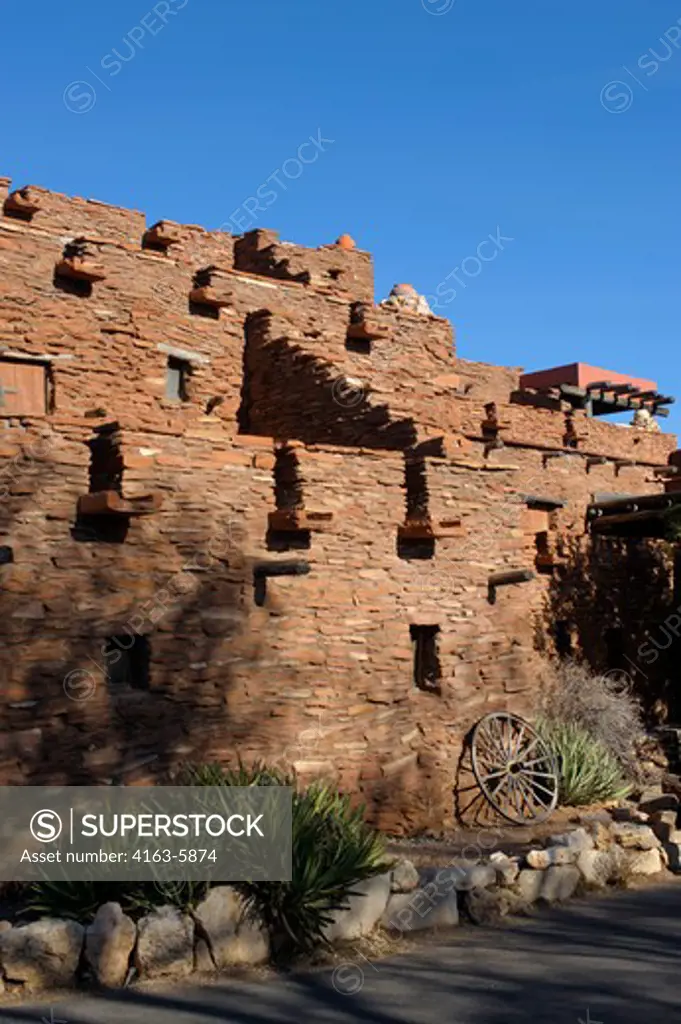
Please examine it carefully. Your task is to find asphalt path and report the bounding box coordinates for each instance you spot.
[4,883,680,1024]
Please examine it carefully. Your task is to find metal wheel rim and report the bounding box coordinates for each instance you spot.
[470,712,559,825]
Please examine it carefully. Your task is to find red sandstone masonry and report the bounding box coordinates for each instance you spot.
[0,177,677,831]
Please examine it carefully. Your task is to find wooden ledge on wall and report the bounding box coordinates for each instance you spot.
[397,517,464,541]
[267,509,333,532]
[488,568,535,604]
[347,302,391,342]
[77,491,163,517]
[143,220,182,249]
[56,239,107,283]
[5,187,41,217]
[190,266,236,309]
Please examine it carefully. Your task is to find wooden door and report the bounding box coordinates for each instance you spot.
[0,360,47,416]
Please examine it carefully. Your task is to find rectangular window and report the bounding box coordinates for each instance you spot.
[410,625,441,693]
[166,357,190,402]
[0,359,48,416]
[104,635,150,691]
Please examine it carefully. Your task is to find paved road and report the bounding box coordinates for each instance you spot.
[5,884,681,1024]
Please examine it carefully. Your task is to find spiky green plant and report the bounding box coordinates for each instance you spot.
[537,719,632,806]
[187,760,390,961]
[27,879,207,923]
[237,782,389,960]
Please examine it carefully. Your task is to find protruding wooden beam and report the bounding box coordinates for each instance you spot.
[253,560,311,578]
[488,568,535,604]
[521,495,567,510]
[77,491,162,516]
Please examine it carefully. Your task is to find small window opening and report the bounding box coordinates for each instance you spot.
[74,425,129,543]
[104,634,150,690]
[274,448,304,510]
[267,529,311,552]
[405,456,429,521]
[88,426,123,495]
[398,455,434,559]
[345,336,372,355]
[267,447,310,550]
[166,357,190,402]
[328,268,343,281]
[397,536,435,560]
[410,624,441,693]
[534,531,553,574]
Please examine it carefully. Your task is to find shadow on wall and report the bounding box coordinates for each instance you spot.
[542,534,679,723]
[0,448,270,788]
[0,445,429,835]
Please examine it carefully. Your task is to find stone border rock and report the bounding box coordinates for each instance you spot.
[0,796,678,996]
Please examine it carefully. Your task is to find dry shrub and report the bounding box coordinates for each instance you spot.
[541,659,645,778]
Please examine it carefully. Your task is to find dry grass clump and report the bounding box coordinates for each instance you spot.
[541,659,645,778]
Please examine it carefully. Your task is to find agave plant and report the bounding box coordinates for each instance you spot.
[537,719,632,806]
[236,782,389,960]
[27,879,207,923]
[186,760,390,961]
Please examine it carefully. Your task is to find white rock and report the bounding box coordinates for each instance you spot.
[390,859,420,893]
[85,902,136,988]
[625,848,663,876]
[525,849,551,870]
[450,864,497,891]
[135,906,194,979]
[0,918,84,991]
[577,849,614,888]
[515,866,580,903]
[547,828,594,853]
[515,869,545,904]
[323,874,391,943]
[540,866,581,902]
[381,890,459,932]
[489,852,520,886]
[194,887,270,969]
[461,887,511,925]
[611,822,660,850]
[526,847,576,869]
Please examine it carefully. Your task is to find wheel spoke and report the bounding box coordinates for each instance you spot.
[516,734,540,760]
[471,712,557,825]
[512,721,526,758]
[525,778,557,800]
[514,775,537,819]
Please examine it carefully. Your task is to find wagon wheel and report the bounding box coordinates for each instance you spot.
[470,712,558,825]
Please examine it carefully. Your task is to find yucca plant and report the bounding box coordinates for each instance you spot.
[187,760,390,961]
[181,759,293,788]
[26,879,207,923]
[237,782,389,961]
[537,719,632,806]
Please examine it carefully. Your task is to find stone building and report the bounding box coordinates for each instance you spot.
[0,175,679,832]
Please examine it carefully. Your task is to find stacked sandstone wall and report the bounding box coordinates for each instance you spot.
[0,175,677,832]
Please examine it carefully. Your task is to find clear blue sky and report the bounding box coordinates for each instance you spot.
[2,0,680,432]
